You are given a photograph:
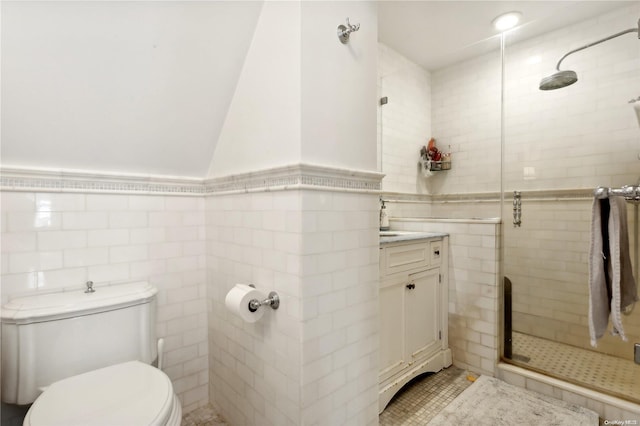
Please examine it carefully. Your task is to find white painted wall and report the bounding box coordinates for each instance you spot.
[1,1,262,177]
[300,2,378,172]
[207,1,301,178]
[209,1,378,177]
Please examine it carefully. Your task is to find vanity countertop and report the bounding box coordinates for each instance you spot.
[379,231,448,245]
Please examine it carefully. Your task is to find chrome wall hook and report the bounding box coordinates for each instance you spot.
[248,292,280,312]
[338,17,360,44]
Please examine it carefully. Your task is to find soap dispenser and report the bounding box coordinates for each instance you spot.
[379,198,390,231]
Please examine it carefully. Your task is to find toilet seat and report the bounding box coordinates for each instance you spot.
[24,361,181,426]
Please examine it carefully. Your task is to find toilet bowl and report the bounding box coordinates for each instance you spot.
[23,361,181,426]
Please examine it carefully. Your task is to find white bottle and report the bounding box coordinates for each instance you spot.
[380,200,390,231]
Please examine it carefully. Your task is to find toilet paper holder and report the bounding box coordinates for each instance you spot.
[247,285,280,312]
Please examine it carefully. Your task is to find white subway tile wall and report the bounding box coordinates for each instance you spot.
[206,190,303,426]
[431,46,502,195]
[503,4,640,192]
[505,199,639,360]
[0,191,209,413]
[300,191,380,426]
[206,190,380,426]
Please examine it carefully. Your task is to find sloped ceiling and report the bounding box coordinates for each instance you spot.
[5,1,631,179]
[1,1,263,178]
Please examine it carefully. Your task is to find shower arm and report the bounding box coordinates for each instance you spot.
[555,19,640,71]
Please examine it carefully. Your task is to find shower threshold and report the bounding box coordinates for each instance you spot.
[507,332,640,405]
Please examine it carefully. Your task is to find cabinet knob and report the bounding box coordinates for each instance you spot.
[406,283,415,290]
[434,250,440,256]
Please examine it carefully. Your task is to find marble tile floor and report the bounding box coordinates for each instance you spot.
[182,404,228,426]
[379,366,474,425]
[182,367,474,426]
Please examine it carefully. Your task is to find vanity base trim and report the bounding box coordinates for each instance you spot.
[379,348,452,414]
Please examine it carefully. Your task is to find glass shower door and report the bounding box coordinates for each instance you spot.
[501,3,640,402]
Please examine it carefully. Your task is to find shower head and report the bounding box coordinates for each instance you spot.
[539,18,639,91]
[539,70,578,90]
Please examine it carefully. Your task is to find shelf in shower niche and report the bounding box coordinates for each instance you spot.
[422,160,451,171]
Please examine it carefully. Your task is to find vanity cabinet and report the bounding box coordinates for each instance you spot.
[379,235,452,413]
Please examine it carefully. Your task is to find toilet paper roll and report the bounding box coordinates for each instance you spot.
[225,284,266,323]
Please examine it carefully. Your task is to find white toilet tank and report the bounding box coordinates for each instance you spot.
[1,281,158,405]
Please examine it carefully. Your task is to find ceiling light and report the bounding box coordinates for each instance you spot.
[526,55,542,65]
[493,12,522,32]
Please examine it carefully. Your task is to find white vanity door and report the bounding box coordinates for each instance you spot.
[379,276,406,382]
[405,268,441,363]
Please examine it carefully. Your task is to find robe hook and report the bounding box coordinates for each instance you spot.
[337,17,360,44]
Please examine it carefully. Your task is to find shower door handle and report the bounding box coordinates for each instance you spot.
[513,191,522,227]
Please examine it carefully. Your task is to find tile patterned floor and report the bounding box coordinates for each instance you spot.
[182,367,473,426]
[379,366,474,425]
[181,404,228,426]
[511,331,640,403]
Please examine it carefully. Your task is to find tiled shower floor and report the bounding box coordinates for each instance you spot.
[511,331,640,403]
[182,367,473,426]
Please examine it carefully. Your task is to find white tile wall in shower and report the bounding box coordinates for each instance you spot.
[429,3,640,196]
[505,199,640,360]
[0,191,209,413]
[206,189,380,426]
[502,3,640,192]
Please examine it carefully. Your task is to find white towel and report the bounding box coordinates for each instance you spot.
[588,196,638,346]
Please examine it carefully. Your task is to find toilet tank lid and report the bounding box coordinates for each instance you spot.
[1,281,158,324]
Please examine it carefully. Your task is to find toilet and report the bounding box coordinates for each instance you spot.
[1,281,182,426]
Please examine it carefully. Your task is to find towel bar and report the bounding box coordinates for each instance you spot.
[594,185,640,202]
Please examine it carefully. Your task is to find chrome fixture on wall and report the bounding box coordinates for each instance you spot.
[248,291,280,312]
[513,191,522,227]
[594,185,640,203]
[337,17,360,44]
[539,18,639,90]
